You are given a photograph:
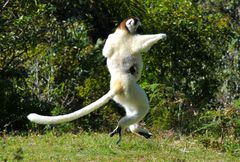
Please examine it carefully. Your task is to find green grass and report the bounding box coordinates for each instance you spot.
[1,132,239,162]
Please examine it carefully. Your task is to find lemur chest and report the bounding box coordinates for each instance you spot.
[107,54,143,80]
[122,55,140,75]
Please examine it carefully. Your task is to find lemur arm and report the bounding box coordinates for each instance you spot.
[132,33,166,53]
[102,34,114,58]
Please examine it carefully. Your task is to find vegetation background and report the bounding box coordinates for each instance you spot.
[0,0,240,158]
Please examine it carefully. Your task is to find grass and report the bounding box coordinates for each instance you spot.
[1,131,240,162]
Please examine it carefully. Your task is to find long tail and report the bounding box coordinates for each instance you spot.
[27,90,115,124]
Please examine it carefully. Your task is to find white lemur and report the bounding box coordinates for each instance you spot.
[27,17,166,144]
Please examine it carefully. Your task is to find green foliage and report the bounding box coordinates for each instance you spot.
[142,83,175,129]
[196,99,240,139]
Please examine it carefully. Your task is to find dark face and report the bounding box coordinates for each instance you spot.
[125,17,141,33]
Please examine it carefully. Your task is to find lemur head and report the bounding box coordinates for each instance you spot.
[118,17,141,34]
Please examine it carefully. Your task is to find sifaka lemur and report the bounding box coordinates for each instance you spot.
[27,17,167,144]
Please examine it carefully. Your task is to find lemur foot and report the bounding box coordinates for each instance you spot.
[109,127,122,144]
[138,131,153,139]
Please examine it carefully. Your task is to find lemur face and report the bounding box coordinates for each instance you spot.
[125,17,141,34]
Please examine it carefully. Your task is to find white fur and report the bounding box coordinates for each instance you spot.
[103,19,166,139]
[27,90,115,124]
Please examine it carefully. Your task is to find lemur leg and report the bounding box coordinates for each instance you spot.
[110,105,149,144]
[109,114,140,144]
[110,109,148,143]
[129,123,152,139]
[110,76,149,144]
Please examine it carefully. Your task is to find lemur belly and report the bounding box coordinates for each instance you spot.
[107,54,143,81]
[108,53,148,115]
[110,73,149,114]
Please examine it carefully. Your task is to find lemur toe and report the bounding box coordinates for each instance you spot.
[109,131,115,137]
[138,131,152,139]
[116,135,122,145]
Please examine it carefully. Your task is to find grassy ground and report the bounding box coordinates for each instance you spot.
[0,131,239,162]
